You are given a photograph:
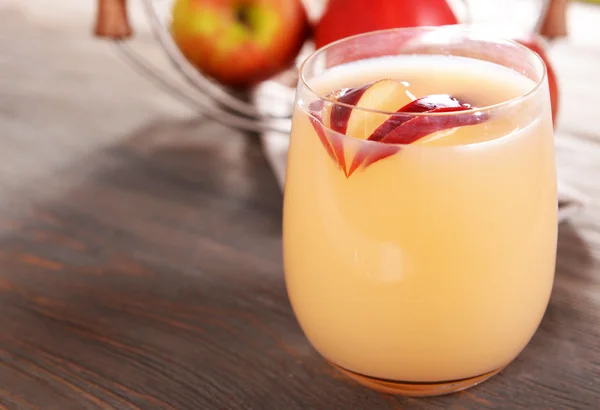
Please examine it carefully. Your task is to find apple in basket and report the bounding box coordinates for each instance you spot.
[170,0,310,89]
[314,0,460,49]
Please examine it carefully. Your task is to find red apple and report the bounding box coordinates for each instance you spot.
[314,0,459,50]
[171,0,309,88]
[514,35,560,127]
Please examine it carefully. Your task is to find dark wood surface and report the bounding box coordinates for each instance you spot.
[2,4,600,410]
[2,120,599,410]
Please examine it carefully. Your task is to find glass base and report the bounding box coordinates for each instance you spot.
[331,363,503,397]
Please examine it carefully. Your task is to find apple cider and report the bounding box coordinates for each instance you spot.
[283,29,557,396]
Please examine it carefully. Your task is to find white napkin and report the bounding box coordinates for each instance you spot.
[252,80,586,224]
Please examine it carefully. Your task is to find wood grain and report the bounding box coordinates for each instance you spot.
[1,5,600,410]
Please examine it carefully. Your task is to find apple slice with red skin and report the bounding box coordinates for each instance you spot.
[381,106,486,144]
[309,80,412,174]
[309,82,489,177]
[328,85,370,133]
[308,99,348,174]
[308,100,335,161]
[355,106,489,173]
[368,94,466,142]
[347,94,481,175]
[332,80,415,140]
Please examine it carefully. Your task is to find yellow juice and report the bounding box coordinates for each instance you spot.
[283,55,557,383]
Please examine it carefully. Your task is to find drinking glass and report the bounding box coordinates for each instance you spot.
[283,26,557,397]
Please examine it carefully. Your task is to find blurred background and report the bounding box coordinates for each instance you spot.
[0,0,599,198]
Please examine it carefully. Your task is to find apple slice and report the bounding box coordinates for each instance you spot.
[310,81,490,177]
[308,100,336,161]
[357,106,489,172]
[308,97,347,174]
[330,80,415,140]
[348,97,488,176]
[381,106,483,144]
[368,94,467,142]
[347,94,473,175]
[328,85,371,133]
[399,94,466,112]
[308,80,411,174]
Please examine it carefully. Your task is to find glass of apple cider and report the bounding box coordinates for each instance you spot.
[283,26,557,397]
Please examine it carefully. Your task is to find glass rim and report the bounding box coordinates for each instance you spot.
[298,25,548,118]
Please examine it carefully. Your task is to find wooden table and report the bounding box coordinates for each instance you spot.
[1,3,600,409]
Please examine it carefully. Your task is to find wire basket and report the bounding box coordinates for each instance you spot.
[93,0,565,136]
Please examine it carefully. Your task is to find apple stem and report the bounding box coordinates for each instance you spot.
[235,5,253,30]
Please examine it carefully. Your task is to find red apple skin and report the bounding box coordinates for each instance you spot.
[350,102,485,176]
[380,107,487,145]
[515,36,560,127]
[309,100,348,174]
[329,85,370,133]
[313,83,490,177]
[369,94,464,141]
[171,0,309,88]
[314,0,458,50]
